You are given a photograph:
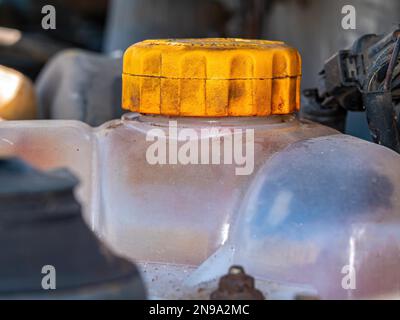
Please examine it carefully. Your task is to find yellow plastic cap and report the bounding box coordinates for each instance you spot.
[0,65,37,120]
[122,38,301,117]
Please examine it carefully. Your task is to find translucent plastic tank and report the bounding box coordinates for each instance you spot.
[1,39,400,299]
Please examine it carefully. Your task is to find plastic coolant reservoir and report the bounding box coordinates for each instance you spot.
[1,39,400,299]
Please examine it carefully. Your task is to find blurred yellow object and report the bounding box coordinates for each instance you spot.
[0,65,37,120]
[123,38,301,117]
